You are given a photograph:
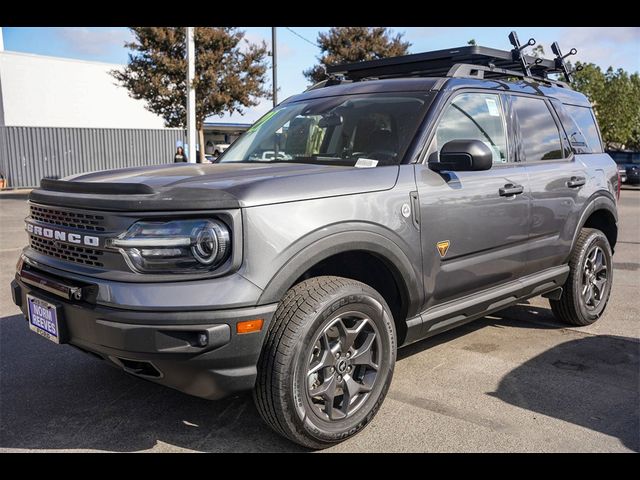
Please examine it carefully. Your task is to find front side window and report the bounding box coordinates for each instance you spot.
[219,93,432,167]
[511,96,564,161]
[430,92,508,164]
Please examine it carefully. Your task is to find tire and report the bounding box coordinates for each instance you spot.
[253,276,396,449]
[551,228,613,326]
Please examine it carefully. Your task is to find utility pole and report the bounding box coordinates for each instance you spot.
[271,27,278,107]
[186,27,197,163]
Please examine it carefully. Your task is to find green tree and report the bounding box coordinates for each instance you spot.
[572,63,640,150]
[530,44,545,58]
[628,73,640,150]
[304,27,411,84]
[112,27,269,162]
[467,39,477,46]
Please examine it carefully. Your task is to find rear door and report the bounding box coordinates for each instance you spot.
[415,91,530,310]
[506,94,589,275]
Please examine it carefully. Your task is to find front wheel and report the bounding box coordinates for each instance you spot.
[551,228,613,326]
[253,276,396,449]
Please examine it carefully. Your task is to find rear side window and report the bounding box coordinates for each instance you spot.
[511,96,564,161]
[564,105,603,153]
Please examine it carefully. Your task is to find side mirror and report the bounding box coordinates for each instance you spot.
[429,140,493,172]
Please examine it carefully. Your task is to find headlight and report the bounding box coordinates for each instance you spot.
[108,219,231,274]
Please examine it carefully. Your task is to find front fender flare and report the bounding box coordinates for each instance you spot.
[257,230,423,317]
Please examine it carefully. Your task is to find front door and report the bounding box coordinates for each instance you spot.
[415,91,530,311]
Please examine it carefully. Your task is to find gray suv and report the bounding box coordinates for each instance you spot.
[11,40,619,449]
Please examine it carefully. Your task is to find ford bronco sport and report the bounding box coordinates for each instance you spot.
[11,35,619,449]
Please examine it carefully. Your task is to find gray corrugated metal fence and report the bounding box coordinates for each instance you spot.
[0,126,186,188]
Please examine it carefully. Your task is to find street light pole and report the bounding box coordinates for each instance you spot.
[272,27,278,107]
[186,26,197,163]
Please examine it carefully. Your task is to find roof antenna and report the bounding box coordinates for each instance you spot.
[509,31,536,77]
[551,41,577,82]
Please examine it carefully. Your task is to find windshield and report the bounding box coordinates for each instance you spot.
[219,92,432,167]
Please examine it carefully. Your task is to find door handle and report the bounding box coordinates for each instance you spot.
[499,183,524,197]
[567,176,586,188]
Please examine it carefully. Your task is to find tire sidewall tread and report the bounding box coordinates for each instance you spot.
[551,228,613,326]
[253,276,396,449]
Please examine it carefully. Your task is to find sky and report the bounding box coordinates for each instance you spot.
[3,26,639,123]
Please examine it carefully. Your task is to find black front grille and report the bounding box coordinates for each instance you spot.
[30,205,106,232]
[29,236,105,267]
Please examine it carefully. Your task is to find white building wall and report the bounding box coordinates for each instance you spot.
[0,51,165,129]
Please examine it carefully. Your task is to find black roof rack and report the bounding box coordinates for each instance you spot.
[324,31,578,89]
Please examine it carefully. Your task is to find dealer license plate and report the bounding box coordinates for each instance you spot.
[27,294,61,344]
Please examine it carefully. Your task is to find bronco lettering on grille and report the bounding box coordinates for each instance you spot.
[26,223,100,247]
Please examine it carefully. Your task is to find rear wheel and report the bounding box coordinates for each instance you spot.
[551,228,613,326]
[253,276,396,449]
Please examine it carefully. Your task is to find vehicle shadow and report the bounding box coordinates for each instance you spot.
[2,304,638,452]
[0,314,304,452]
[398,303,640,452]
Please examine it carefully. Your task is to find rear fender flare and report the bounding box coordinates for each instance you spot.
[570,192,618,252]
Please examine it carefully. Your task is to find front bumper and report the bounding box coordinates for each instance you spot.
[11,269,277,400]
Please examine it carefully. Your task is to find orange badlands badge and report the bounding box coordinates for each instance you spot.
[436,240,450,258]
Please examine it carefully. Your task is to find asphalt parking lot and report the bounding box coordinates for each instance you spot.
[0,188,638,452]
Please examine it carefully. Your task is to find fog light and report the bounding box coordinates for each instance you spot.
[197,332,208,347]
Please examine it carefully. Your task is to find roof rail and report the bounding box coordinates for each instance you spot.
[447,63,570,88]
[323,31,578,89]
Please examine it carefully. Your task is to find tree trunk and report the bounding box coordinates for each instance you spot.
[198,128,205,163]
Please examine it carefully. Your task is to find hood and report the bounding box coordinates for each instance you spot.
[29,162,399,211]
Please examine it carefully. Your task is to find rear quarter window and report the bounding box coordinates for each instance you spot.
[564,105,603,153]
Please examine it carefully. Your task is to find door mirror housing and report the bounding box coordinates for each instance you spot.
[429,140,493,172]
